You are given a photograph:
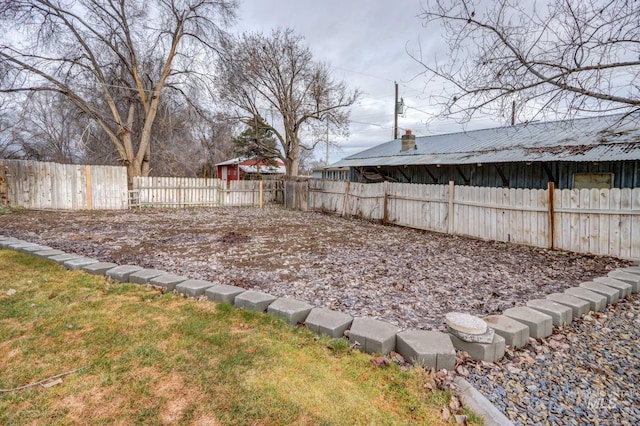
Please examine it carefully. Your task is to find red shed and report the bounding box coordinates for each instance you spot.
[215,157,286,181]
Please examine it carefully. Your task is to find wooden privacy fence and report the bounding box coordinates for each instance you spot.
[131,177,283,208]
[305,180,640,261]
[0,159,128,210]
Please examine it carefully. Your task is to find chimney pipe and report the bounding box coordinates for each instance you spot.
[401,130,416,151]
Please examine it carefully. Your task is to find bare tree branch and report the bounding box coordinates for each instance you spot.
[0,0,237,185]
[412,0,640,123]
[216,28,359,177]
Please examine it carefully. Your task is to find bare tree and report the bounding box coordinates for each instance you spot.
[197,113,237,174]
[216,28,358,177]
[0,97,22,159]
[414,0,640,123]
[16,92,84,163]
[0,0,236,186]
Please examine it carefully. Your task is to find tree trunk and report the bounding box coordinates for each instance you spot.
[126,158,143,190]
[285,135,300,178]
[285,156,299,178]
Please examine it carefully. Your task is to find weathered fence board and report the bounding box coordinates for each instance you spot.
[298,179,640,260]
[133,177,282,208]
[0,159,128,210]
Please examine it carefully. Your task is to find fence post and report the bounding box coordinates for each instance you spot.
[547,181,555,249]
[305,179,310,211]
[259,180,264,208]
[0,164,9,207]
[85,164,92,210]
[383,180,389,226]
[342,181,350,217]
[447,180,455,234]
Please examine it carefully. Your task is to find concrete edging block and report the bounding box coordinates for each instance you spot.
[579,281,619,304]
[63,257,100,270]
[106,265,144,282]
[593,277,632,298]
[449,333,506,363]
[234,291,277,312]
[503,307,553,339]
[454,377,515,426]
[49,253,84,264]
[608,270,640,293]
[128,269,167,284]
[545,293,590,318]
[6,242,37,251]
[19,245,52,254]
[149,274,189,291]
[483,315,529,349]
[526,299,572,326]
[564,287,607,312]
[81,262,119,276]
[396,330,456,370]
[305,308,353,338]
[267,297,313,325]
[205,284,245,304]
[348,317,400,354]
[620,266,640,275]
[33,249,66,259]
[175,279,216,298]
[0,238,22,249]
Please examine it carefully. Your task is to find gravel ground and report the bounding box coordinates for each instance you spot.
[461,295,640,426]
[0,207,628,331]
[1,207,638,425]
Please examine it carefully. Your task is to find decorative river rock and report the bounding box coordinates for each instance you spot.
[445,312,488,335]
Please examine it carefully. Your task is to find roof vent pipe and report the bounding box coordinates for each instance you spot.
[401,129,416,151]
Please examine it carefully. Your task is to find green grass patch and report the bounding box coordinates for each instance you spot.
[0,249,473,425]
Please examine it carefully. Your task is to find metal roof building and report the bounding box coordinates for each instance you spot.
[331,113,640,189]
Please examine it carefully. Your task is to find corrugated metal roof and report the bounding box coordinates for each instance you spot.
[238,164,286,174]
[332,113,640,168]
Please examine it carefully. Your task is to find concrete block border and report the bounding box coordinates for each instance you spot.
[453,377,515,426]
[2,236,638,367]
[3,236,639,426]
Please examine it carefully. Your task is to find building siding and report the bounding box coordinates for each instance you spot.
[351,160,640,189]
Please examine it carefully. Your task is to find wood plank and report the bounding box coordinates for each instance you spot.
[597,189,610,257]
[588,188,599,255]
[620,188,632,259]
[608,189,621,257]
[507,188,516,243]
[539,188,549,248]
[631,189,640,260]
[579,189,590,254]
[489,187,498,241]
[522,188,531,245]
[569,189,580,254]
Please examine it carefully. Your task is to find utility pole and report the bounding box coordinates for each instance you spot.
[511,101,516,126]
[394,81,399,139]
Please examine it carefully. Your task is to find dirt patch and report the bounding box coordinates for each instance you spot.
[217,231,251,244]
[0,207,629,330]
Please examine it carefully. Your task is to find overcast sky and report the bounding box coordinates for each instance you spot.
[235,0,501,164]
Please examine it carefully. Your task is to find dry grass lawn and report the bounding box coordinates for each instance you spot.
[0,250,479,425]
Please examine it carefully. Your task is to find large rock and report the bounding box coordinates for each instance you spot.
[447,326,495,344]
[445,312,488,335]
